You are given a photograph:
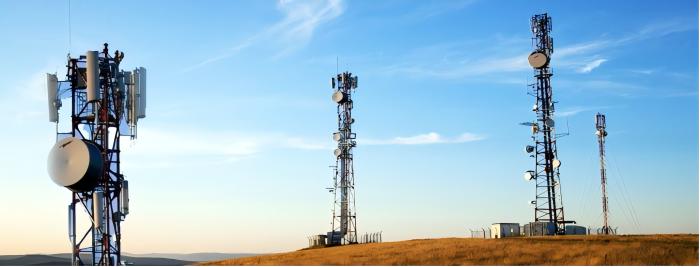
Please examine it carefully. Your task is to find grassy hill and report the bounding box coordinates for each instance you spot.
[200,234,698,265]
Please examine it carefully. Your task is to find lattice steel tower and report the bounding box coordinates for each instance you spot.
[595,113,613,235]
[329,71,358,245]
[524,13,569,234]
[47,43,147,265]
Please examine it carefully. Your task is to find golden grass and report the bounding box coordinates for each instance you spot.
[200,234,698,266]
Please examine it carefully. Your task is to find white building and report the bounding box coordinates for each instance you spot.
[491,223,521,238]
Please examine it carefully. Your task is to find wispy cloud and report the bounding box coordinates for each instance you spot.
[124,128,333,163]
[404,0,476,20]
[182,0,344,72]
[363,132,485,145]
[628,69,656,75]
[577,58,607,73]
[556,106,611,117]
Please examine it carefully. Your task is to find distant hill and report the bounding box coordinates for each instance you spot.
[124,253,260,262]
[200,234,699,265]
[0,253,193,266]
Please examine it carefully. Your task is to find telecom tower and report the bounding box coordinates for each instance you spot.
[523,13,570,234]
[329,71,358,245]
[47,43,147,265]
[595,113,613,235]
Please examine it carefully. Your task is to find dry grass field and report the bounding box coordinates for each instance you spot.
[200,234,698,265]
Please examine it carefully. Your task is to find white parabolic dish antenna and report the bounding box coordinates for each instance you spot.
[48,137,103,192]
[528,51,549,69]
[523,171,535,181]
[332,90,348,103]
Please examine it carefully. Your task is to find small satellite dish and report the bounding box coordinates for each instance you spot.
[523,170,535,181]
[334,148,342,158]
[552,159,561,169]
[530,200,536,205]
[528,51,550,69]
[47,137,103,192]
[596,130,608,137]
[332,90,348,103]
[333,132,342,142]
[545,118,555,128]
[532,104,538,112]
[525,145,535,153]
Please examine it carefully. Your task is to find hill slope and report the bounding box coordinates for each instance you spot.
[0,254,192,266]
[200,235,698,265]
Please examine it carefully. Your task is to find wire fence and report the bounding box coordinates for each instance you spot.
[468,228,492,239]
[307,235,327,248]
[358,231,382,244]
[307,231,383,248]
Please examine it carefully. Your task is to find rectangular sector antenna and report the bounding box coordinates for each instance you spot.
[137,67,146,119]
[86,51,100,102]
[47,73,59,122]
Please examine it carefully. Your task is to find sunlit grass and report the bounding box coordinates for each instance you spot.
[199,234,698,266]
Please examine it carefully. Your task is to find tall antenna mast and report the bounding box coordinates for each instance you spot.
[329,71,358,245]
[47,43,147,265]
[523,13,570,234]
[595,113,612,235]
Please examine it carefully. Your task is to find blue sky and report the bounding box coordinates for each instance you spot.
[0,0,697,254]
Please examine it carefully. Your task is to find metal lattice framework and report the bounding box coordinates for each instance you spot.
[49,43,145,265]
[595,113,613,235]
[329,71,358,245]
[527,13,569,234]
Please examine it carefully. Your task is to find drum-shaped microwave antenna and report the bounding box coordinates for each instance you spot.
[596,130,607,137]
[528,51,549,69]
[525,145,535,153]
[552,159,561,169]
[523,170,535,181]
[333,132,342,142]
[332,90,348,103]
[47,137,103,192]
[334,148,342,158]
[545,118,555,128]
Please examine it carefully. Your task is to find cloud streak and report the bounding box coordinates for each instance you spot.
[556,106,611,117]
[381,19,695,80]
[123,129,484,165]
[182,0,344,72]
[577,58,607,73]
[363,132,485,145]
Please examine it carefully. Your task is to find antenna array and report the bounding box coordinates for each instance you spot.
[595,113,614,235]
[523,14,570,234]
[46,43,147,265]
[329,71,358,245]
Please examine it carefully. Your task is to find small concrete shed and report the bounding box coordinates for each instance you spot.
[490,223,521,238]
